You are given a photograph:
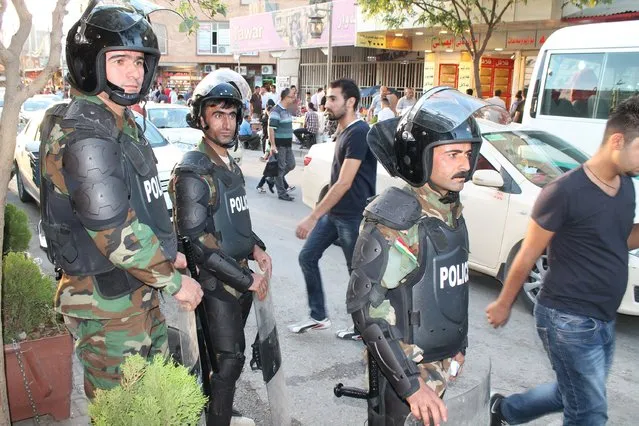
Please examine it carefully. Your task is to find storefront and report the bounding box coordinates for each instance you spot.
[156,66,201,93]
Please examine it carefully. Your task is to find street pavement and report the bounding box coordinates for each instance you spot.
[8,144,639,425]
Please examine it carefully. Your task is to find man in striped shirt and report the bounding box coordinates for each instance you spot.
[269,88,297,201]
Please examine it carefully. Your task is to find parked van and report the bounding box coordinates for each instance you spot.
[523,21,639,156]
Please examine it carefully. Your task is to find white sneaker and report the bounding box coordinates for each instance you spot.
[288,317,331,333]
[335,325,361,340]
[230,416,255,426]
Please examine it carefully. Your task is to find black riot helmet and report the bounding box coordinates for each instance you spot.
[367,86,510,188]
[65,2,160,106]
[186,68,251,148]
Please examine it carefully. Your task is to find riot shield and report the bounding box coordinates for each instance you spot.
[253,282,292,425]
[404,355,491,426]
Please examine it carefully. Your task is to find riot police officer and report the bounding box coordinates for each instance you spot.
[169,69,272,426]
[39,2,202,399]
[345,87,504,425]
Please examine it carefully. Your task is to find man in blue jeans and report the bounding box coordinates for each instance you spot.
[485,96,639,425]
[289,79,377,338]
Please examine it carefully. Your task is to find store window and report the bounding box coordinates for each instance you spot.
[197,22,231,55]
[152,23,168,54]
[541,52,639,119]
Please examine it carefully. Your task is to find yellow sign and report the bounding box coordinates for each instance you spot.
[356,33,386,49]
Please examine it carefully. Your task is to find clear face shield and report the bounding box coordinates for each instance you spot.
[193,68,252,105]
[368,87,511,187]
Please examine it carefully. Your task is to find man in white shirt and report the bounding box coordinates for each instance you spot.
[367,85,389,121]
[169,86,178,104]
[311,87,324,108]
[486,89,506,109]
[396,87,417,115]
[377,98,395,122]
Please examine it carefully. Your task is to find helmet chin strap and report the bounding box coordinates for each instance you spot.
[105,81,139,107]
[428,181,459,204]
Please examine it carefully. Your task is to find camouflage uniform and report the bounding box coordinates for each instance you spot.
[42,94,181,398]
[367,183,463,397]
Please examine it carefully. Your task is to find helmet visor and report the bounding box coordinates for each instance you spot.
[193,69,252,102]
[81,0,168,32]
[407,87,511,133]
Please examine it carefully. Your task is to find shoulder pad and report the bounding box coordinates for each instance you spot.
[63,99,118,139]
[364,187,421,230]
[175,150,213,175]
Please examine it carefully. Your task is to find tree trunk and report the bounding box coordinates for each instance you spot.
[0,0,69,420]
[0,59,27,425]
[472,53,483,99]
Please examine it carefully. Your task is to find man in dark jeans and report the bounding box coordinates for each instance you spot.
[268,88,297,201]
[486,96,639,425]
[289,79,377,338]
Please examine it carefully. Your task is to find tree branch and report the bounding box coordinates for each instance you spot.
[472,0,491,24]
[0,0,10,65]
[495,0,516,26]
[25,0,69,97]
[7,0,32,57]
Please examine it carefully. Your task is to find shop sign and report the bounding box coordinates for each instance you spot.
[506,31,536,49]
[230,0,357,53]
[431,36,455,51]
[457,61,473,93]
[423,62,435,90]
[356,33,386,48]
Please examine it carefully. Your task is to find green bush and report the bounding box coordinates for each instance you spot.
[2,252,56,341]
[3,203,31,254]
[89,354,207,426]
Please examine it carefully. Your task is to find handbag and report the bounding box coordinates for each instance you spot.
[263,154,279,178]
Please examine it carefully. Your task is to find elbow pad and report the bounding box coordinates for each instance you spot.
[204,250,253,292]
[63,137,129,231]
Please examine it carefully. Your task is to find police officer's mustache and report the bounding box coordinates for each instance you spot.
[452,171,469,180]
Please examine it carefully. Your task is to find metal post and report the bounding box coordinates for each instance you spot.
[326,2,333,90]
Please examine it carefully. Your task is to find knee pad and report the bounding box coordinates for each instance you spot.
[216,352,245,383]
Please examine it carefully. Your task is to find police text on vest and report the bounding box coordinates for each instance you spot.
[439,262,469,289]
[144,176,162,203]
[229,195,248,214]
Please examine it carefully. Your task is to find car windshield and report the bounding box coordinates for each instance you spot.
[484,130,588,188]
[134,116,168,147]
[23,98,55,111]
[147,108,189,129]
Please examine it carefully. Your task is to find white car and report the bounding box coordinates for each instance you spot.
[301,119,639,316]
[144,102,243,165]
[14,104,183,212]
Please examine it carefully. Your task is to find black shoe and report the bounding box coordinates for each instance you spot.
[278,194,295,201]
[490,393,507,426]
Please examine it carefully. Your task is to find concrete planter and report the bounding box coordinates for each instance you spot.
[4,333,74,422]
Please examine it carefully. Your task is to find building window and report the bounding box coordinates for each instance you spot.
[152,23,168,54]
[197,22,230,55]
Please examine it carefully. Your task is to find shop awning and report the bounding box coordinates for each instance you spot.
[562,0,639,22]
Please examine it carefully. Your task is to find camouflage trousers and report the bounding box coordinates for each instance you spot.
[418,357,453,397]
[63,307,168,399]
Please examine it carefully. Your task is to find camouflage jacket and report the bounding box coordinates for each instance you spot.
[368,184,463,363]
[168,140,249,299]
[42,94,181,319]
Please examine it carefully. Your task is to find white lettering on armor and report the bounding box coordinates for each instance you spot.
[144,176,162,203]
[229,195,249,214]
[439,261,469,289]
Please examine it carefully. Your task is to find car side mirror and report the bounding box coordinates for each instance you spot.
[472,169,504,188]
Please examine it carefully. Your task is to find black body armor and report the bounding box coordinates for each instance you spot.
[40,99,176,299]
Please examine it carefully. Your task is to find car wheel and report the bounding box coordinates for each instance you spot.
[15,165,32,203]
[505,244,548,313]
